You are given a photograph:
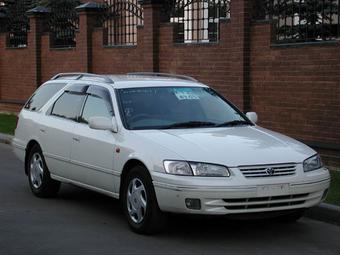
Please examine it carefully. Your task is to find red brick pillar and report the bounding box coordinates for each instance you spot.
[0,26,6,100]
[140,0,162,72]
[27,7,49,88]
[229,0,252,112]
[76,2,103,73]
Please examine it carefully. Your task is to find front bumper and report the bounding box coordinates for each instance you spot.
[152,167,330,215]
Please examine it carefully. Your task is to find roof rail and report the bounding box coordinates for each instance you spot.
[127,72,198,82]
[51,73,114,84]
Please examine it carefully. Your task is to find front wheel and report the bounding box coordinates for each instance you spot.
[122,166,166,234]
[27,144,61,198]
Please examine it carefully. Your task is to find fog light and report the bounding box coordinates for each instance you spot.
[185,198,201,210]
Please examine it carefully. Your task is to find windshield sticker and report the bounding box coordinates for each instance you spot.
[173,88,200,100]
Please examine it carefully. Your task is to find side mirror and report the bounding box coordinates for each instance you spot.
[88,116,118,133]
[246,112,258,124]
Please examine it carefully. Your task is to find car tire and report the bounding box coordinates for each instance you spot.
[27,144,61,198]
[276,209,305,223]
[122,165,167,234]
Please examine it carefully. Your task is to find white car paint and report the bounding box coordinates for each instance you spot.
[13,75,330,215]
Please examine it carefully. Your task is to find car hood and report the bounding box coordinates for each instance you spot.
[133,126,315,167]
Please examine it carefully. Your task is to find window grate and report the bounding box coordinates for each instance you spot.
[102,0,144,46]
[4,0,35,48]
[47,1,80,48]
[253,0,340,43]
[163,0,231,43]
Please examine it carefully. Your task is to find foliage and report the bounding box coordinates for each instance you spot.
[0,113,16,135]
[276,0,338,41]
[326,170,340,206]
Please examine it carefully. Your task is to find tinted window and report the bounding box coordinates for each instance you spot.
[81,95,114,124]
[117,87,249,130]
[25,83,67,111]
[51,92,85,120]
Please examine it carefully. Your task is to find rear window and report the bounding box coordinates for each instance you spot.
[24,83,67,111]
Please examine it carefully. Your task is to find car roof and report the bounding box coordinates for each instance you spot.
[48,73,208,89]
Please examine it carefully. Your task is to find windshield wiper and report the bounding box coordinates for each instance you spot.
[215,120,252,127]
[162,121,217,129]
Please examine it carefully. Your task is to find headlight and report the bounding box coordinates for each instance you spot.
[163,160,230,177]
[303,154,323,172]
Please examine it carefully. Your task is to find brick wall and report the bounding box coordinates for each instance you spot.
[91,28,144,74]
[0,21,37,112]
[0,0,339,166]
[159,23,242,106]
[250,22,340,167]
[159,0,252,111]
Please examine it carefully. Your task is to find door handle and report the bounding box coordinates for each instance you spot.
[40,129,45,133]
[72,137,80,142]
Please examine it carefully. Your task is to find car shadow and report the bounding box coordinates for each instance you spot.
[55,183,309,240]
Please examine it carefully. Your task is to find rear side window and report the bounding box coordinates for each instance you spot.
[25,83,67,111]
[51,92,85,121]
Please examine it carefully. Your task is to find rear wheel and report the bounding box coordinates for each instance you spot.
[122,166,166,234]
[27,144,61,198]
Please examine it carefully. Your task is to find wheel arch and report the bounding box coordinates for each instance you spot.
[119,159,152,199]
[24,140,41,175]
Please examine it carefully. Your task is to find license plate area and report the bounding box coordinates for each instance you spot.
[257,184,290,197]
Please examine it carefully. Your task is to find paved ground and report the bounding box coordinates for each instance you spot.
[1,143,340,255]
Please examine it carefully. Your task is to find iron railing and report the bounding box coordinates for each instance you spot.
[253,0,340,43]
[102,0,144,46]
[0,1,7,33]
[162,0,231,43]
[47,1,80,48]
[4,0,34,47]
[2,0,80,48]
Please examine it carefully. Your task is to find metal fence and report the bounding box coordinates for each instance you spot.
[47,1,80,48]
[4,0,33,48]
[1,0,80,48]
[253,0,340,43]
[102,0,144,46]
[162,0,231,43]
[0,1,7,33]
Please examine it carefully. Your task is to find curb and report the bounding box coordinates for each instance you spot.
[0,133,13,145]
[0,132,339,226]
[305,203,340,226]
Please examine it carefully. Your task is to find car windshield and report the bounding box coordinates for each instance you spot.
[117,87,252,130]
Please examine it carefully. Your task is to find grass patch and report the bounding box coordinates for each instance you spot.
[325,170,340,206]
[0,113,16,135]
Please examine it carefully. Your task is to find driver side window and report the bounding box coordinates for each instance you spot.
[80,91,114,124]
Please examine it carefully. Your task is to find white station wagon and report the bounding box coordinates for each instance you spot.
[13,72,330,234]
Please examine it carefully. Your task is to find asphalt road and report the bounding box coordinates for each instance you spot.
[0,143,340,255]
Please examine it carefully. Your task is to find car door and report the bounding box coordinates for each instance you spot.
[70,85,117,193]
[39,85,87,179]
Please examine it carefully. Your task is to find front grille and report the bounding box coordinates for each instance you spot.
[223,193,309,210]
[239,164,296,178]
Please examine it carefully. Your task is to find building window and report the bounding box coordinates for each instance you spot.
[168,0,231,43]
[254,0,340,44]
[102,0,144,46]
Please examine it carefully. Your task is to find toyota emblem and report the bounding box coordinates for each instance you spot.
[266,167,275,176]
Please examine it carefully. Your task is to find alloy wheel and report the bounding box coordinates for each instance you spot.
[127,178,147,224]
[30,152,44,189]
